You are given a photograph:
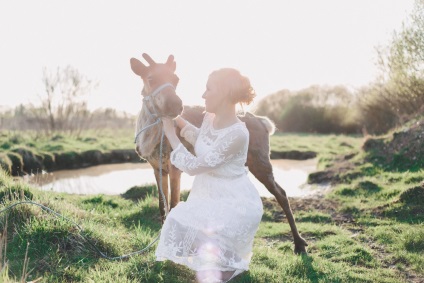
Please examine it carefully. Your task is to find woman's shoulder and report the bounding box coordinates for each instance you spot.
[202,112,248,138]
[233,121,249,138]
[222,121,249,141]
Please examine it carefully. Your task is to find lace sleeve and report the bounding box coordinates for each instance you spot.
[179,121,200,146]
[170,127,247,176]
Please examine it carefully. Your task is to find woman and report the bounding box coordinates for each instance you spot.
[156,68,263,283]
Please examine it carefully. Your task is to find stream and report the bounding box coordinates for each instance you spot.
[24,159,321,198]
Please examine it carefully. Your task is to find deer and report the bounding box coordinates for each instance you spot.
[130,53,308,254]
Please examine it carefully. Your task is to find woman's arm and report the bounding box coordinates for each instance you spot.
[174,115,187,129]
[162,118,182,149]
[175,115,201,146]
[170,127,248,176]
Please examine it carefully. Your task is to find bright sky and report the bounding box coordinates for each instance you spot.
[0,0,414,115]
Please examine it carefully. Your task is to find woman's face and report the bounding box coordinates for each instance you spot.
[202,76,225,113]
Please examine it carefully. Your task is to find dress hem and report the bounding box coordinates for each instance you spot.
[155,256,249,273]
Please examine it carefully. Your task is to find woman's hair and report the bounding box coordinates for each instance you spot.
[209,68,256,105]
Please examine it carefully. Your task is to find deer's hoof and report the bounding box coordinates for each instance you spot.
[294,237,308,255]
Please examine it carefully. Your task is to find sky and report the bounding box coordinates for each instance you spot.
[0,0,415,115]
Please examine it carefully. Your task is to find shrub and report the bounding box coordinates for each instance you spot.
[6,152,24,176]
[0,154,12,174]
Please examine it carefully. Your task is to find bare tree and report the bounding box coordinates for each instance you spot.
[32,66,98,135]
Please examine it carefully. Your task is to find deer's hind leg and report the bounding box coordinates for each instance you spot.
[247,151,308,254]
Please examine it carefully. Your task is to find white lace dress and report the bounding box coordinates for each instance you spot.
[155,112,263,276]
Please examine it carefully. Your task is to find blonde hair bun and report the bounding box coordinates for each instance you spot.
[210,68,256,105]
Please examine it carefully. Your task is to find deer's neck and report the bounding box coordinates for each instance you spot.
[135,102,162,158]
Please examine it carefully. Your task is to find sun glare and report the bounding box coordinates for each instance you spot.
[0,0,415,114]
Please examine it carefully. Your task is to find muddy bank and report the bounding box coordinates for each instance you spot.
[1,148,143,176]
[1,147,318,177]
[308,117,424,185]
[270,150,317,160]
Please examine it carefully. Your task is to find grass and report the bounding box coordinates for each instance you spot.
[270,133,363,170]
[0,130,361,175]
[0,129,135,154]
[0,130,422,282]
[1,176,422,282]
[0,129,140,175]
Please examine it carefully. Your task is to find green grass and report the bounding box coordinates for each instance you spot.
[0,129,140,175]
[0,129,135,155]
[270,133,363,170]
[0,131,422,282]
[1,176,421,282]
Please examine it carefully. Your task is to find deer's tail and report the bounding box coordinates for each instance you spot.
[258,116,276,135]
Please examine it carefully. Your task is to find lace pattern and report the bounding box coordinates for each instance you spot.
[156,112,263,275]
[180,121,200,146]
[171,113,249,177]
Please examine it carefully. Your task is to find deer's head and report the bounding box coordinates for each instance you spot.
[130,53,183,118]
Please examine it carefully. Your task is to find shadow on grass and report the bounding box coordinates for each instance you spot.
[383,204,424,224]
[121,185,190,232]
[7,225,104,281]
[127,259,195,282]
[299,255,322,283]
[380,185,424,224]
[120,204,162,232]
[121,185,158,202]
[82,195,119,209]
[364,147,424,173]
[274,254,337,283]
[336,180,382,197]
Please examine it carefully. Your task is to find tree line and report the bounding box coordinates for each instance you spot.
[255,0,424,135]
[1,1,423,136]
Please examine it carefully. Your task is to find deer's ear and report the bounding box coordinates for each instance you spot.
[142,53,156,65]
[130,58,148,77]
[166,55,176,72]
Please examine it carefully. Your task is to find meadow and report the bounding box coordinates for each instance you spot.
[1,2,423,280]
[0,127,423,282]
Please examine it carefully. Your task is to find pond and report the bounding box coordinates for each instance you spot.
[25,159,322,198]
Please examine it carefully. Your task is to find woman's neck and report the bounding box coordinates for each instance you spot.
[213,105,238,130]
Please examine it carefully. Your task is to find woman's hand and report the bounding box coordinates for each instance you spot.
[174,115,187,129]
[162,118,181,149]
[162,118,175,136]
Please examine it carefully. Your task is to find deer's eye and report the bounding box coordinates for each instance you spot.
[147,76,155,84]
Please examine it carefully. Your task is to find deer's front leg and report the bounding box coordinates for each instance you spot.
[169,164,182,209]
[154,168,169,223]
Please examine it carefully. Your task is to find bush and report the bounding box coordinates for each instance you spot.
[6,152,24,176]
[0,153,12,174]
[255,86,362,134]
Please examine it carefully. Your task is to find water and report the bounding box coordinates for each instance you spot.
[25,159,320,198]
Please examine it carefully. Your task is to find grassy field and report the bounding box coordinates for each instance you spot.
[270,133,364,170]
[0,129,423,282]
[0,129,135,153]
[0,129,139,175]
[0,130,362,175]
[0,130,362,160]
